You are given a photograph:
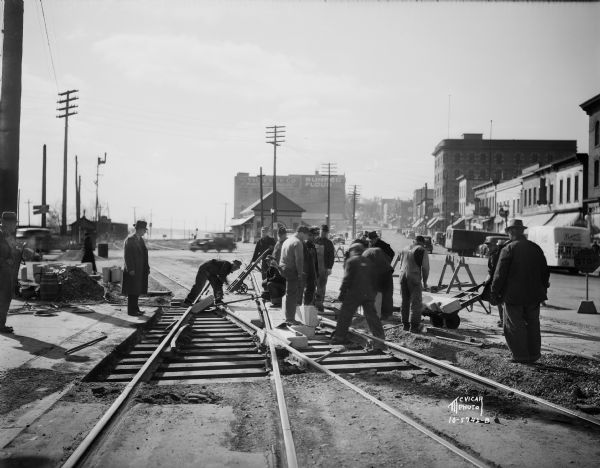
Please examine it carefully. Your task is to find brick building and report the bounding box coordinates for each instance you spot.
[432,134,577,229]
[234,172,346,229]
[580,93,600,234]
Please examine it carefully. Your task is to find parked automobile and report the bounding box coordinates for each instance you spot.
[189,232,237,252]
[445,228,500,257]
[422,235,433,254]
[476,235,510,258]
[433,231,445,245]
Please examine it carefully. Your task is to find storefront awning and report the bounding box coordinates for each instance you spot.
[544,212,583,227]
[521,213,554,228]
[229,214,254,227]
[426,216,441,229]
[451,217,466,229]
[412,217,424,229]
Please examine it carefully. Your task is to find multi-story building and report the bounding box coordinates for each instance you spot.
[432,134,577,228]
[580,93,600,233]
[411,188,434,232]
[233,172,346,229]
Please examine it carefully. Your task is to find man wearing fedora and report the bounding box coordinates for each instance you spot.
[0,212,19,333]
[491,219,550,363]
[122,220,150,316]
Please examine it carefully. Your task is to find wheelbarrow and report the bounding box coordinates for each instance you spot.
[421,282,488,329]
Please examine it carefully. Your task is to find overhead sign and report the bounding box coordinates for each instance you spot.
[574,248,600,273]
[32,204,50,215]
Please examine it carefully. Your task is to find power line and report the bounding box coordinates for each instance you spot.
[39,0,59,90]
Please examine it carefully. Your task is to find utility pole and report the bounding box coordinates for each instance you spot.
[26,199,31,226]
[488,119,493,182]
[321,162,337,227]
[95,152,107,221]
[259,167,264,229]
[0,0,24,214]
[57,89,79,235]
[42,145,47,228]
[266,125,286,228]
[348,185,360,239]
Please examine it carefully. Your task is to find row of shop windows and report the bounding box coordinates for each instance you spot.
[523,175,580,207]
[434,152,554,168]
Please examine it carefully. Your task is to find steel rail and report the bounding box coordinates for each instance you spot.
[253,300,489,467]
[248,273,299,468]
[149,265,192,291]
[319,317,600,428]
[62,296,208,468]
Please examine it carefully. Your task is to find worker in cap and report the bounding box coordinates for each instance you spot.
[184,259,242,305]
[398,235,430,333]
[302,227,320,306]
[279,225,310,324]
[314,224,334,312]
[367,231,395,262]
[0,212,19,333]
[491,219,549,363]
[122,220,150,316]
[251,226,276,280]
[331,242,385,349]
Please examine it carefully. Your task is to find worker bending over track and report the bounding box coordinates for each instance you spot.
[184,259,242,305]
[330,243,385,349]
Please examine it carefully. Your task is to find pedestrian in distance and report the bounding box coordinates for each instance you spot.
[314,224,335,312]
[184,259,242,305]
[279,225,309,324]
[302,227,320,306]
[398,235,430,333]
[362,244,395,320]
[81,231,97,274]
[367,231,395,262]
[491,219,549,364]
[122,221,150,316]
[0,212,19,334]
[331,242,386,349]
[252,226,276,280]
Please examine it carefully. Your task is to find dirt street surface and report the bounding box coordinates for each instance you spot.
[1,238,599,467]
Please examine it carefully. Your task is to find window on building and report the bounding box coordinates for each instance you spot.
[468,169,475,179]
[479,169,486,179]
[480,153,487,164]
[469,153,475,164]
[533,187,537,204]
[517,199,520,214]
[559,180,563,204]
[595,121,599,146]
[566,177,571,203]
[524,189,528,206]
[528,188,532,206]
[595,160,599,187]
[549,184,554,205]
[455,153,461,164]
[496,153,503,164]
[574,175,579,202]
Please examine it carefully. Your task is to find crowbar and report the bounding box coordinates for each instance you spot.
[65,334,108,355]
[315,345,346,363]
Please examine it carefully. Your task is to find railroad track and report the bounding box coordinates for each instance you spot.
[62,265,600,468]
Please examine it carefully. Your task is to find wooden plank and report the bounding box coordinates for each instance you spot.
[160,360,266,371]
[174,353,264,362]
[181,342,256,349]
[155,377,267,385]
[324,362,414,372]
[179,347,258,355]
[153,368,269,379]
[190,332,250,338]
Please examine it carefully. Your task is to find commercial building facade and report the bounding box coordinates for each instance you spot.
[234,172,346,229]
[432,134,577,229]
[580,93,600,234]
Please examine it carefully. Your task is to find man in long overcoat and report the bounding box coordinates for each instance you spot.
[491,219,549,363]
[122,220,150,316]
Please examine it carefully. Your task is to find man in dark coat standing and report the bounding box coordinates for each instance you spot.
[491,219,549,363]
[314,224,335,312]
[367,231,395,262]
[0,212,19,333]
[122,221,150,316]
[81,231,97,274]
[331,243,385,349]
[252,227,276,279]
[184,259,242,305]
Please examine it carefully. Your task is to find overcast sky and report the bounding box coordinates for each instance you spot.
[8,0,600,231]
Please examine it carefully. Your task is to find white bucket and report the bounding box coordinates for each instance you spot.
[102,267,112,283]
[110,267,123,283]
[299,305,319,327]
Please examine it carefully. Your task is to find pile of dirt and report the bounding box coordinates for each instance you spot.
[134,384,221,405]
[56,266,105,301]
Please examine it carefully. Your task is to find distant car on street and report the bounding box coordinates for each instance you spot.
[189,232,237,252]
[433,231,445,245]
